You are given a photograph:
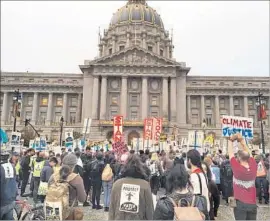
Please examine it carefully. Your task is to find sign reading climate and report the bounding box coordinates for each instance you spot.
[221,115,253,139]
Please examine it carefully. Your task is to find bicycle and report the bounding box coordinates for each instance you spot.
[13,199,44,220]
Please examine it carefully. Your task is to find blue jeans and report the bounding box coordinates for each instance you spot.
[102,180,113,208]
[0,202,15,220]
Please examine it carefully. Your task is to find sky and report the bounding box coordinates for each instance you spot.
[1,0,269,76]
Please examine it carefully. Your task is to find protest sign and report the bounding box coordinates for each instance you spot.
[152,118,163,144]
[64,129,74,150]
[112,141,127,156]
[113,115,123,143]
[10,132,21,150]
[188,131,204,148]
[144,118,153,141]
[221,116,253,139]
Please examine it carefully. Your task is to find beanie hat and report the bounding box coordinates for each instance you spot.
[62,153,78,169]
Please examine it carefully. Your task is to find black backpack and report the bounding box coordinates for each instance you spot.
[224,164,233,178]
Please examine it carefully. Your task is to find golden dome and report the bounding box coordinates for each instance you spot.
[110,1,164,29]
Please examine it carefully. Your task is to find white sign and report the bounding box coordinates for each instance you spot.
[65,129,73,150]
[82,118,92,134]
[10,132,21,148]
[221,115,253,139]
[119,184,140,213]
[188,131,204,147]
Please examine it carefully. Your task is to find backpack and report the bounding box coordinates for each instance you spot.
[149,161,159,177]
[224,164,233,178]
[44,172,78,220]
[102,164,113,181]
[91,161,99,173]
[168,196,204,221]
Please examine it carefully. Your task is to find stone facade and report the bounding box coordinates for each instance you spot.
[1,0,270,147]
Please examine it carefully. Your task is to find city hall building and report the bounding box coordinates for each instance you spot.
[1,0,270,146]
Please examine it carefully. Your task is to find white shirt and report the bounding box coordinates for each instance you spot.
[190,172,210,212]
[77,157,83,168]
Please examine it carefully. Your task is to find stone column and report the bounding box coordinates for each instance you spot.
[82,74,93,119]
[141,77,148,119]
[19,92,24,122]
[100,76,107,119]
[201,95,205,123]
[142,32,146,49]
[170,77,177,122]
[91,76,100,119]
[102,44,106,56]
[112,35,116,53]
[46,92,53,125]
[162,77,168,119]
[229,96,234,115]
[62,93,68,121]
[121,76,128,118]
[215,95,220,126]
[176,73,186,125]
[1,92,8,124]
[244,96,248,117]
[187,95,191,124]
[76,93,82,123]
[31,92,39,124]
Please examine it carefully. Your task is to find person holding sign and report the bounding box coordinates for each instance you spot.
[228,133,257,220]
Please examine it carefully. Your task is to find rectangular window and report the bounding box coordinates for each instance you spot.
[205,99,211,108]
[29,78,34,82]
[148,46,153,52]
[54,112,62,123]
[43,79,49,83]
[41,96,48,106]
[130,111,138,120]
[111,95,118,105]
[0,96,3,105]
[234,99,240,109]
[111,110,117,118]
[56,97,63,106]
[119,45,125,51]
[70,97,77,106]
[234,82,239,86]
[131,95,138,105]
[248,99,254,110]
[27,96,33,106]
[109,48,112,55]
[160,49,163,56]
[151,96,158,106]
[191,99,197,108]
[206,114,212,126]
[220,98,225,109]
[69,112,76,123]
[150,107,159,117]
[39,112,46,124]
[191,114,199,125]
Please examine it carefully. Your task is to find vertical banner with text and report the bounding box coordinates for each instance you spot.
[144,118,153,147]
[113,115,124,143]
[152,117,163,144]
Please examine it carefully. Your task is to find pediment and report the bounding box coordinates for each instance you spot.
[90,47,179,66]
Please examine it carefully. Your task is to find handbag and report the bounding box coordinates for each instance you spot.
[38,181,48,196]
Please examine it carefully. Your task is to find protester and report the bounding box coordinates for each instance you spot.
[148,152,162,195]
[154,164,208,220]
[0,152,17,220]
[187,149,210,214]
[228,133,257,220]
[108,154,154,220]
[202,161,220,220]
[89,152,105,209]
[74,151,84,177]
[220,155,233,204]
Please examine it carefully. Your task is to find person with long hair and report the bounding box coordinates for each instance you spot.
[108,154,153,220]
[148,152,163,195]
[202,162,220,220]
[154,164,208,220]
[187,149,210,215]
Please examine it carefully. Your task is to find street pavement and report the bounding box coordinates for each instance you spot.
[20,185,270,220]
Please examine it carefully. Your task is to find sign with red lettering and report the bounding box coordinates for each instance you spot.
[113,115,123,143]
[152,117,163,144]
[221,115,253,139]
[144,118,153,140]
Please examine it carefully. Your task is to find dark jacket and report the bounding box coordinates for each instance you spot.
[89,159,105,181]
[20,155,31,171]
[108,177,154,220]
[0,162,17,206]
[40,161,53,182]
[74,164,84,177]
[154,192,207,220]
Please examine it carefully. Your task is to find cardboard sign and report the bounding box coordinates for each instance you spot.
[188,131,204,148]
[221,116,253,139]
[152,118,163,144]
[10,132,21,148]
[65,129,73,150]
[113,116,123,143]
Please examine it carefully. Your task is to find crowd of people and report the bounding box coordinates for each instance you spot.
[0,133,269,220]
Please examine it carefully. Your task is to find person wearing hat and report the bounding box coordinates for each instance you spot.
[0,152,17,220]
[48,153,87,207]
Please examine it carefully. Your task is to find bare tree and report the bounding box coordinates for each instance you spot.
[21,127,36,147]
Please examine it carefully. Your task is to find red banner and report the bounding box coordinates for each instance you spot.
[152,117,163,143]
[113,115,123,143]
[257,104,267,121]
[144,118,153,140]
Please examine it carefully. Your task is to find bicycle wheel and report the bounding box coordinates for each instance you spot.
[21,206,44,221]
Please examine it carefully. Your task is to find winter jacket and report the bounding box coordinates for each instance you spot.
[20,155,31,171]
[89,159,105,181]
[40,161,53,182]
[108,177,154,220]
[154,192,208,220]
[0,162,17,206]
